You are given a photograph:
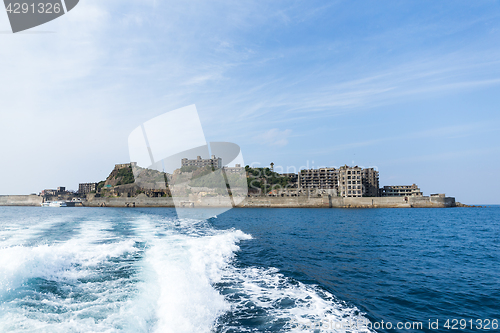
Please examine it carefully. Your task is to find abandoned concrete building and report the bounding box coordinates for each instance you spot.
[380,184,423,197]
[181,155,222,169]
[297,165,380,198]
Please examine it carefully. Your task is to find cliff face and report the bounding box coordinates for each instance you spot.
[104,165,135,187]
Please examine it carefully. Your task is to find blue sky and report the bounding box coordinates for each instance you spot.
[1,0,499,204]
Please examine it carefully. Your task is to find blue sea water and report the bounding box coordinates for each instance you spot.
[0,206,498,332]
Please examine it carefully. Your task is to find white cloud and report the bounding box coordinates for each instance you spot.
[0,0,499,203]
[260,128,292,147]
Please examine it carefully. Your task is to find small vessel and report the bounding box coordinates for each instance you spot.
[41,201,68,207]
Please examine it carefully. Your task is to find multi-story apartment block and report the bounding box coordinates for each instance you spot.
[298,165,380,197]
[223,164,245,174]
[338,165,363,197]
[362,168,379,197]
[79,183,98,195]
[299,168,339,189]
[41,189,58,196]
[42,187,68,196]
[181,155,222,169]
[296,164,428,199]
[380,184,422,197]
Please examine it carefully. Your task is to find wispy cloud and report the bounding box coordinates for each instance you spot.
[259,128,292,147]
[380,146,500,166]
[1,0,500,203]
[181,74,222,86]
[304,121,499,156]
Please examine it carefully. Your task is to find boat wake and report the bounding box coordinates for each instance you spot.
[0,210,372,332]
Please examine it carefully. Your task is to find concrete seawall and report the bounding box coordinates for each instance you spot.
[83,195,455,208]
[84,195,175,208]
[238,196,455,208]
[0,194,456,208]
[0,195,43,206]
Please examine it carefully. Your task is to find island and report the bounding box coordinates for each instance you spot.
[0,157,474,208]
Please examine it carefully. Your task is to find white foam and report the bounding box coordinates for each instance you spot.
[132,215,252,333]
[216,267,374,333]
[0,211,372,333]
[0,213,255,333]
[0,215,65,248]
[0,217,142,333]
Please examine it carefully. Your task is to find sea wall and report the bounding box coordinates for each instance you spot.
[83,194,175,207]
[238,196,328,208]
[0,194,456,208]
[238,196,456,208]
[0,195,43,206]
[83,195,456,208]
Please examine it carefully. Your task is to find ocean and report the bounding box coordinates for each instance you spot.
[0,206,498,332]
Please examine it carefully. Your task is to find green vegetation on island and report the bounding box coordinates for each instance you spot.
[245,166,293,194]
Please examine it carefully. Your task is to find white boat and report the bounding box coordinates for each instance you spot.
[41,201,68,207]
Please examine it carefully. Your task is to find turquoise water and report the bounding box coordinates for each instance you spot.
[0,207,498,332]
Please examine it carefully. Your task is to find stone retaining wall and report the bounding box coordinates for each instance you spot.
[84,195,456,208]
[0,194,456,208]
[0,195,43,206]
